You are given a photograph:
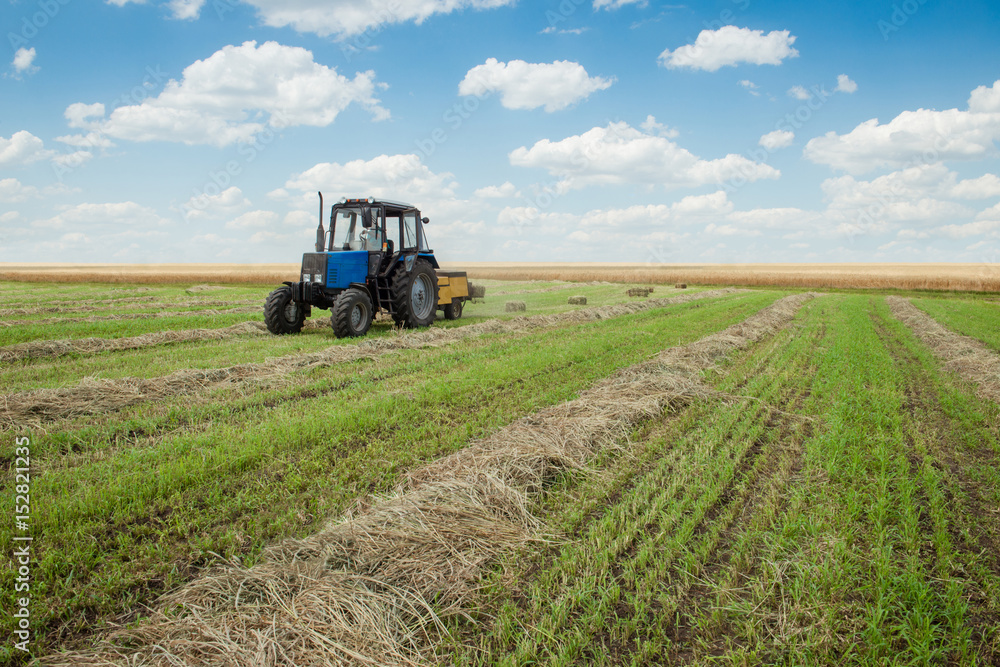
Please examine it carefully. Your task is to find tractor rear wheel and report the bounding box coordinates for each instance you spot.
[264,285,305,335]
[332,288,374,338]
[443,298,463,320]
[390,259,438,328]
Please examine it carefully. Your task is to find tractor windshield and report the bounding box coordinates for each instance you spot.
[331,208,364,251]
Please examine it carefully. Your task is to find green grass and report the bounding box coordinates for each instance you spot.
[445,295,1000,665]
[0,285,770,658]
[911,296,1000,351]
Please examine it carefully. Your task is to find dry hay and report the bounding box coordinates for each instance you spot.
[0,322,268,363]
[567,296,587,305]
[1,289,742,426]
[676,283,688,289]
[504,301,526,312]
[468,283,486,299]
[44,292,815,667]
[0,298,259,318]
[627,287,652,297]
[186,285,226,294]
[0,306,261,328]
[887,296,1000,403]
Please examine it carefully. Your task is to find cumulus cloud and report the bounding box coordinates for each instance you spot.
[658,26,798,72]
[508,121,780,192]
[474,181,518,198]
[0,178,39,203]
[32,201,172,230]
[12,47,38,75]
[788,85,811,100]
[804,80,1000,174]
[458,58,613,112]
[836,74,857,93]
[238,0,516,38]
[182,186,252,221]
[0,131,55,166]
[167,0,205,19]
[949,173,1000,199]
[225,210,280,230]
[759,129,794,150]
[67,41,388,147]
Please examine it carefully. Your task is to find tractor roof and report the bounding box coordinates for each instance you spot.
[340,197,416,210]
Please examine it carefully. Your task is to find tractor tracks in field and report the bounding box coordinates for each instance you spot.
[0,305,262,329]
[44,293,815,667]
[1,289,745,426]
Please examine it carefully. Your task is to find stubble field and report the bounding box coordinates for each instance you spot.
[1,277,999,666]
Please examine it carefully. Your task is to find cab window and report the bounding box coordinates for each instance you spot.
[403,211,419,250]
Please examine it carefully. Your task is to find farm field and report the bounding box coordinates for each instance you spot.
[2,262,999,292]
[1,279,999,665]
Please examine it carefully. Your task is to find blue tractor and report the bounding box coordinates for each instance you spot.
[264,195,470,338]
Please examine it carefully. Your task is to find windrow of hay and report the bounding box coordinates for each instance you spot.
[0,306,261,328]
[46,291,815,667]
[887,296,1000,403]
[1,289,742,426]
[0,298,260,317]
[0,322,268,363]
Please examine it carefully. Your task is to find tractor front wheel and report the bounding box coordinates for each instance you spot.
[332,288,374,338]
[390,259,438,329]
[264,285,305,335]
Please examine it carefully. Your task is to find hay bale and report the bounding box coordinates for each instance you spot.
[468,283,486,299]
[675,283,688,289]
[567,296,587,305]
[505,301,526,312]
[627,288,651,298]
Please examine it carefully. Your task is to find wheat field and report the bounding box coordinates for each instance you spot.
[1,262,998,291]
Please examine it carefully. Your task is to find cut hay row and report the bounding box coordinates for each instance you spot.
[46,291,815,667]
[0,306,262,328]
[0,289,742,426]
[0,298,260,317]
[0,322,269,363]
[887,296,1000,403]
[488,280,616,296]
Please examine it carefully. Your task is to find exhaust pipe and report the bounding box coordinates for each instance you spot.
[315,191,325,253]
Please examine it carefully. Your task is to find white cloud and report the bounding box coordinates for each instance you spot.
[0,178,39,203]
[167,0,205,19]
[658,26,798,72]
[52,151,93,169]
[282,154,459,206]
[65,103,106,129]
[738,79,761,96]
[12,47,38,75]
[594,0,648,8]
[639,114,678,138]
[182,186,252,221]
[759,129,794,150]
[32,202,171,230]
[804,80,1000,174]
[0,131,55,166]
[72,41,388,147]
[238,0,516,39]
[578,203,671,228]
[540,26,588,35]
[225,210,280,230]
[508,121,780,191]
[458,58,613,112]
[55,132,115,149]
[788,85,811,100]
[474,181,518,198]
[836,74,857,94]
[0,211,19,224]
[949,173,1000,199]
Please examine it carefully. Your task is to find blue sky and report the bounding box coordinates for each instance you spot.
[2,0,1000,264]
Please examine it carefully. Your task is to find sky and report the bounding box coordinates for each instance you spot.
[2,0,1000,265]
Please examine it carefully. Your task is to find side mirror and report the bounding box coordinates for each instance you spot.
[421,217,429,224]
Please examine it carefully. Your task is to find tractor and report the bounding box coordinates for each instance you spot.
[264,195,471,338]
